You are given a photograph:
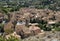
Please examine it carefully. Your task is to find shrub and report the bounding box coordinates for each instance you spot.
[54,27,60,31]
[0,36,6,41]
[0,36,21,41]
[6,36,21,41]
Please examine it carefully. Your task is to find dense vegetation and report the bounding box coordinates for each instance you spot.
[0,0,60,13]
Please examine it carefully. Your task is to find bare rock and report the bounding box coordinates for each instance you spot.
[29,25,41,35]
[15,25,31,39]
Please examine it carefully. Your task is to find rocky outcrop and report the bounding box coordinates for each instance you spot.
[29,24,41,35]
[15,24,31,39]
[15,23,42,39]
